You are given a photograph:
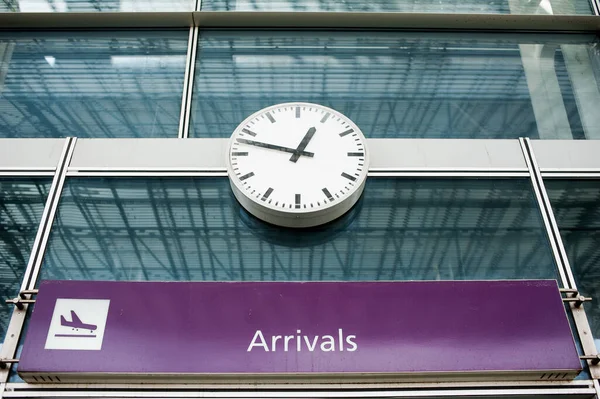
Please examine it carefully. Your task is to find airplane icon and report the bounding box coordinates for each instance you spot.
[60,310,97,331]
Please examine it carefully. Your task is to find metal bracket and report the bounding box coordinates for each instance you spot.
[580,355,600,365]
[560,289,592,308]
[18,289,38,299]
[4,298,35,310]
[562,295,593,307]
[5,289,38,310]
[0,359,18,369]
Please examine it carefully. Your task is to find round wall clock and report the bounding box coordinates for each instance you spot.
[226,102,369,228]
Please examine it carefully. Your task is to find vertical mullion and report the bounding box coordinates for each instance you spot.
[183,27,200,139]
[17,139,70,293]
[178,27,196,139]
[0,137,76,385]
[518,138,569,289]
[26,138,77,291]
[592,0,600,15]
[523,138,600,379]
[524,138,577,290]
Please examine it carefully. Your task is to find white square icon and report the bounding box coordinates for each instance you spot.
[45,299,110,350]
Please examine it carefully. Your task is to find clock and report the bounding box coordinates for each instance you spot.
[226,102,369,228]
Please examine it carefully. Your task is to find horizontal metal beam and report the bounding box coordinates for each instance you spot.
[59,138,529,175]
[531,140,600,172]
[0,11,192,29]
[1,388,597,398]
[542,172,600,178]
[5,380,595,390]
[0,11,598,32]
[193,12,600,32]
[0,139,65,172]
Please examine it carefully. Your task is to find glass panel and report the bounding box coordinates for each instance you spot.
[201,0,593,14]
[190,31,600,139]
[0,0,194,12]
[546,179,600,351]
[40,177,557,283]
[0,178,51,348]
[0,31,188,138]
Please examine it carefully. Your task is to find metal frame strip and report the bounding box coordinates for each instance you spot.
[523,139,577,290]
[182,26,199,138]
[0,172,55,177]
[368,172,529,177]
[0,12,598,31]
[369,168,529,173]
[0,138,75,388]
[191,12,600,32]
[591,0,600,16]
[1,387,596,398]
[569,302,600,379]
[523,138,600,380]
[63,171,528,178]
[0,168,55,172]
[62,171,529,177]
[542,172,600,179]
[25,138,77,291]
[542,169,600,173]
[4,380,595,390]
[178,27,196,139]
[518,138,569,289]
[17,138,72,293]
[66,171,228,177]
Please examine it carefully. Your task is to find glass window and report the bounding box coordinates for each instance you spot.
[546,179,600,351]
[0,0,194,12]
[189,31,600,140]
[200,0,593,14]
[39,177,558,283]
[0,31,188,138]
[0,178,51,347]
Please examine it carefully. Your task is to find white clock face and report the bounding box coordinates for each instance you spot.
[227,102,369,228]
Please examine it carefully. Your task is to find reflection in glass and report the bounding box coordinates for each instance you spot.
[40,177,557,283]
[546,180,600,351]
[201,0,593,14]
[0,179,50,347]
[190,31,600,139]
[0,31,188,138]
[0,0,194,12]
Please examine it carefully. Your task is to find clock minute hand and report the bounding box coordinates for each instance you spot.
[236,138,314,157]
[290,127,317,163]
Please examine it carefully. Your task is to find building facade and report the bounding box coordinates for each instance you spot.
[1,0,600,397]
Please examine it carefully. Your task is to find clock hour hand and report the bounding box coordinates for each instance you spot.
[290,127,317,163]
[236,138,314,157]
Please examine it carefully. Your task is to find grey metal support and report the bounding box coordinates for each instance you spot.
[522,138,577,289]
[591,0,600,15]
[521,138,600,379]
[0,383,597,397]
[0,137,76,387]
[11,138,71,294]
[178,27,197,139]
[0,12,599,31]
[26,138,77,290]
[518,138,569,289]
[183,27,199,138]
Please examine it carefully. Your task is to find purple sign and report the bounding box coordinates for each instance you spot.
[19,280,581,383]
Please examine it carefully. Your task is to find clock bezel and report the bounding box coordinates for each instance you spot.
[226,102,369,228]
